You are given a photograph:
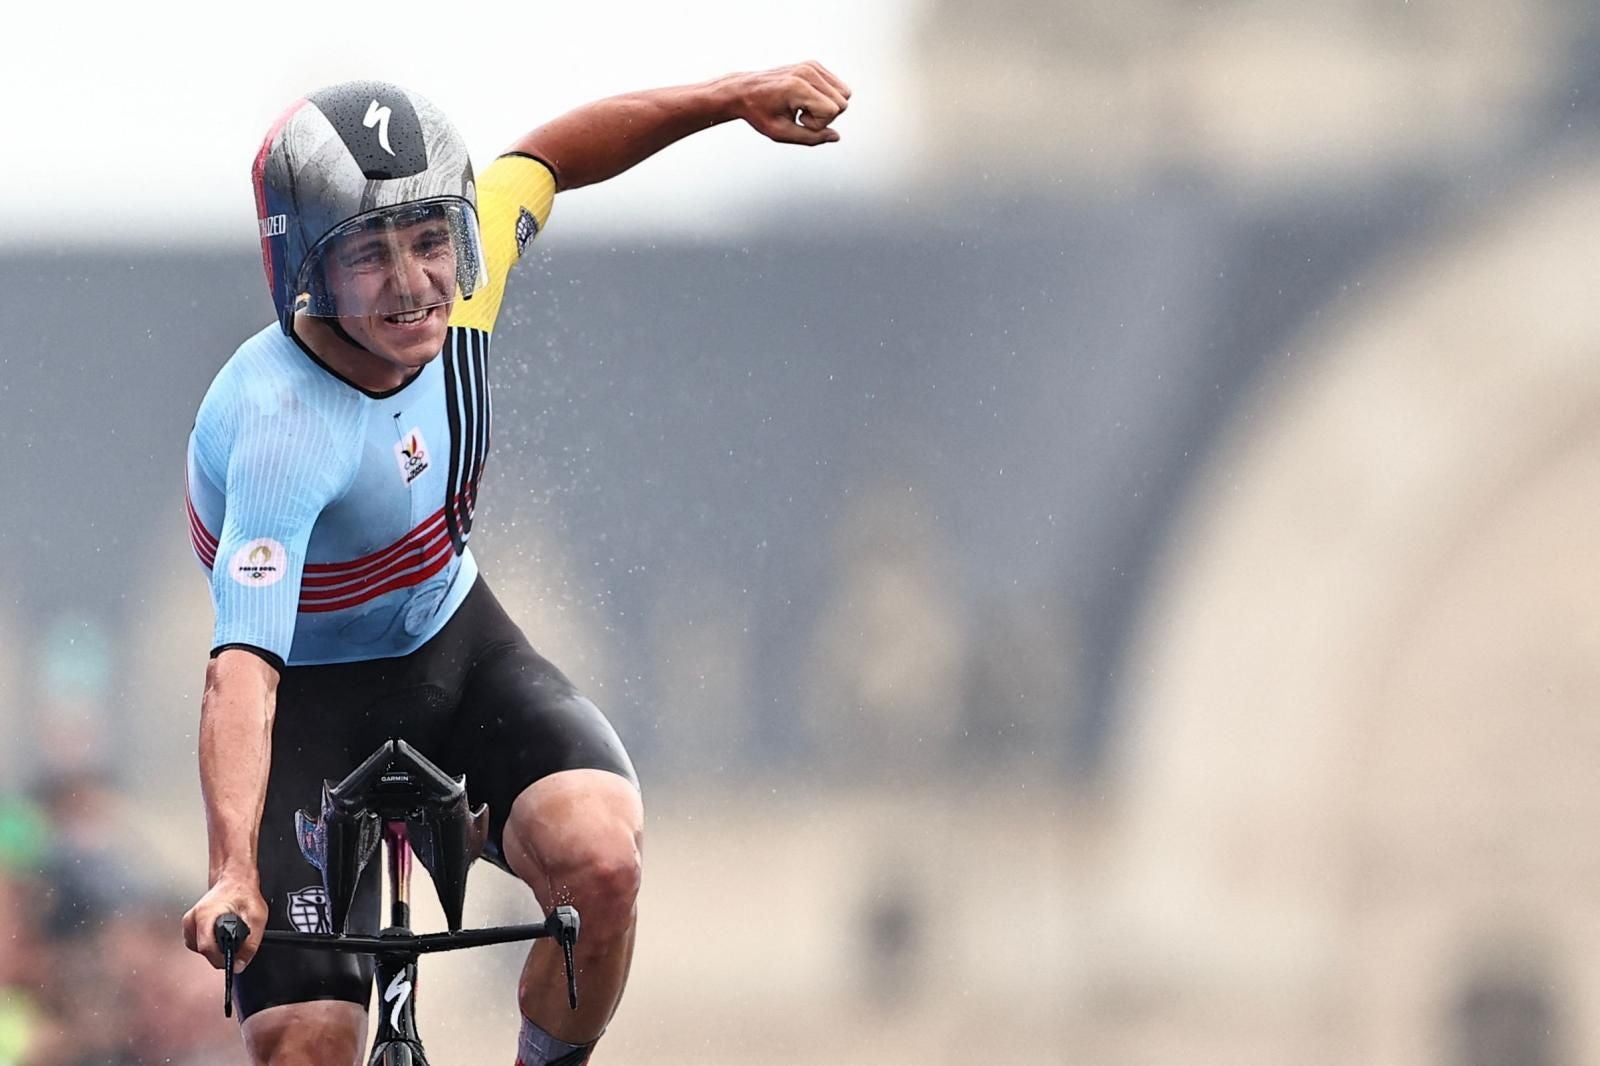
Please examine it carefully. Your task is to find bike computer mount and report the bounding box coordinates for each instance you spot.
[214,739,580,1064]
[297,737,488,935]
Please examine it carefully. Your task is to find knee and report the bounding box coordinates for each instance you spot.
[243,1001,366,1066]
[543,818,644,932]
[504,772,644,934]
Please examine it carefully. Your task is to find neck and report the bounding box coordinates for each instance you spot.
[293,314,417,393]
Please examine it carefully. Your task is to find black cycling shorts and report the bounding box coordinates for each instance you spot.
[233,576,637,1020]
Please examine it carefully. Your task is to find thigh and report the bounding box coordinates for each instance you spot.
[438,589,638,868]
[233,582,519,1018]
[234,669,384,1020]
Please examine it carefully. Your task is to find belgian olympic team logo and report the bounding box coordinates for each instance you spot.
[394,428,430,485]
[230,538,288,587]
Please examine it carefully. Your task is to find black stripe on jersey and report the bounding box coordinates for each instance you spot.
[209,642,287,674]
[442,328,489,556]
[499,150,561,191]
[468,330,490,515]
[458,330,479,541]
[443,329,466,555]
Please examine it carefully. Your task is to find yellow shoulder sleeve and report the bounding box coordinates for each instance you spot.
[450,153,556,333]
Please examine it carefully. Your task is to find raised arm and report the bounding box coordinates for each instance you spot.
[511,61,851,191]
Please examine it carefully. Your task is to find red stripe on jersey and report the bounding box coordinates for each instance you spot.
[301,507,450,587]
[296,538,456,614]
[302,492,471,579]
[186,481,218,566]
[298,522,453,598]
[186,486,218,551]
[294,492,470,612]
[300,491,469,580]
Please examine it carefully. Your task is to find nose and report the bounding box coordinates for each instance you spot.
[383,247,449,309]
[398,249,440,302]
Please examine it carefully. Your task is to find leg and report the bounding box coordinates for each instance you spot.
[232,663,388,1059]
[500,768,645,1043]
[433,580,642,1062]
[242,1000,369,1066]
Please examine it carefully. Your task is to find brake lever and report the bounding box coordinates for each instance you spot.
[214,913,249,1018]
[546,905,581,1009]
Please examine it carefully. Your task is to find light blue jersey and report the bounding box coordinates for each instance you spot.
[186,154,557,667]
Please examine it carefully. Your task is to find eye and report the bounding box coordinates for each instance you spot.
[341,246,389,271]
[414,231,452,258]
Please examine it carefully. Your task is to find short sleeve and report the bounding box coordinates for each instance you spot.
[206,388,357,663]
[449,153,557,333]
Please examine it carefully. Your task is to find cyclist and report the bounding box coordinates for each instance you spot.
[180,64,850,1066]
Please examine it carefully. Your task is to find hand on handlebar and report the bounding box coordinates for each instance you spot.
[183,876,268,972]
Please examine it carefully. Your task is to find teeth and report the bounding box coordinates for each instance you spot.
[387,308,428,324]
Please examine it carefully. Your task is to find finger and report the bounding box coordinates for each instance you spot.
[762,119,839,147]
[800,61,852,100]
[811,83,850,119]
[196,912,223,968]
[792,66,848,116]
[789,84,843,128]
[796,108,840,131]
[752,106,836,144]
[182,909,199,953]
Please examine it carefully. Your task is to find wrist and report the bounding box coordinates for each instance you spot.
[701,74,749,125]
[209,858,260,887]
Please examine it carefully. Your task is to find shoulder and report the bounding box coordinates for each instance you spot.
[203,325,372,425]
[194,325,366,474]
[198,325,314,423]
[478,153,558,232]
[450,155,559,334]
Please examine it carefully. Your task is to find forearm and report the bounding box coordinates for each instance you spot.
[197,650,279,883]
[510,77,742,191]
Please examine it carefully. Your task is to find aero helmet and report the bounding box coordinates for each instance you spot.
[252,80,488,335]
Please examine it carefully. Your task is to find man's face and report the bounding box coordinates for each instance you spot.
[322,215,457,368]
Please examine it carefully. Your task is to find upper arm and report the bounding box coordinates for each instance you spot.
[450,153,558,333]
[204,646,282,700]
[205,387,355,664]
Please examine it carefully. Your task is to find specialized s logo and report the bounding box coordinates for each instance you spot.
[230,538,288,586]
[384,970,413,1030]
[364,99,395,156]
[394,428,431,485]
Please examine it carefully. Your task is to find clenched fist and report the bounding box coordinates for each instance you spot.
[727,61,852,146]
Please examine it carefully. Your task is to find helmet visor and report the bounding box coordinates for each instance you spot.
[295,198,488,321]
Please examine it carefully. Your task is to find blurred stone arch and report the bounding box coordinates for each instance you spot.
[1094,152,1600,1065]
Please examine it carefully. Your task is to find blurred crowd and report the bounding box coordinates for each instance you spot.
[0,768,244,1066]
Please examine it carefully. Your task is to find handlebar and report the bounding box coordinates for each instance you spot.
[212,739,583,1025]
[214,913,249,1018]
[213,906,581,1016]
[547,905,581,1010]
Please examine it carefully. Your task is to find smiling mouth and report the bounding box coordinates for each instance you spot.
[384,307,433,326]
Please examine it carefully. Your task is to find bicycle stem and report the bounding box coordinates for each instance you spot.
[385,820,411,929]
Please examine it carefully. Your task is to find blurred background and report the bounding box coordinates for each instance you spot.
[3,0,1599,1063]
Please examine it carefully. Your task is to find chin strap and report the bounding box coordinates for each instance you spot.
[328,318,376,355]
